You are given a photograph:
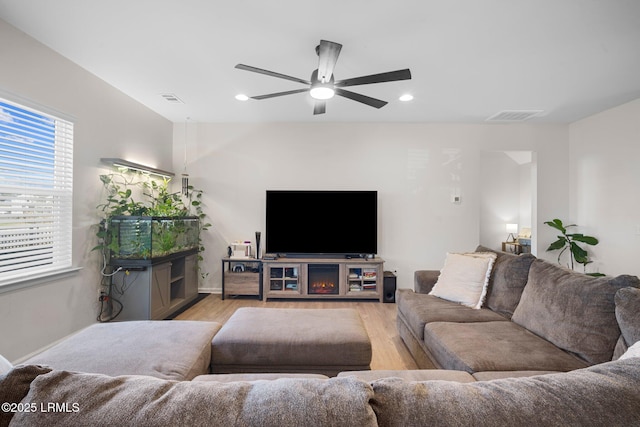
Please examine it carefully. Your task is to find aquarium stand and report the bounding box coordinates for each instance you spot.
[110,249,200,320]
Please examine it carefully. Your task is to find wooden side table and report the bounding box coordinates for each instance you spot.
[221,258,262,300]
[501,241,531,255]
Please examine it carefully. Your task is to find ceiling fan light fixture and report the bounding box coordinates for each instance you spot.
[310,84,335,100]
[235,94,249,101]
[399,94,414,101]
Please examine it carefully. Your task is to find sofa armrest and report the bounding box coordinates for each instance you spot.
[414,270,440,294]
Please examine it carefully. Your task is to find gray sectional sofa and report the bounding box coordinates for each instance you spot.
[2,247,640,426]
[397,246,640,376]
[2,358,640,426]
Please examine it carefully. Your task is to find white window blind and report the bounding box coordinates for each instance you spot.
[0,97,74,285]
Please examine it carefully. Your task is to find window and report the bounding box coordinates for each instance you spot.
[0,97,74,285]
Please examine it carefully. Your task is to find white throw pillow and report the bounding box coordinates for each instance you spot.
[429,252,497,309]
[0,354,13,375]
[619,341,640,360]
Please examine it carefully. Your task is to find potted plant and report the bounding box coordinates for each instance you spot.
[544,218,603,276]
[93,170,210,274]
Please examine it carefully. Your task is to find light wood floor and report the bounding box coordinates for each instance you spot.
[175,295,419,370]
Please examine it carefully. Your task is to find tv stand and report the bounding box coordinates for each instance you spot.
[261,257,384,301]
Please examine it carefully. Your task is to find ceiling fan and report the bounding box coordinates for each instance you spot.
[235,40,412,115]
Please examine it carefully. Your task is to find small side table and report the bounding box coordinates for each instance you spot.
[221,258,262,300]
[501,241,531,255]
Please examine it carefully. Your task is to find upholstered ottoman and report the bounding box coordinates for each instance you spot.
[211,308,372,376]
[25,320,222,380]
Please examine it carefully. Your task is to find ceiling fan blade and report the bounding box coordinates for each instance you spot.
[335,69,412,88]
[335,88,388,109]
[316,40,342,82]
[251,88,309,100]
[235,64,311,85]
[313,101,326,115]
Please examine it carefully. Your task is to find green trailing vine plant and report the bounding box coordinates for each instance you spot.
[93,169,211,285]
[545,218,603,276]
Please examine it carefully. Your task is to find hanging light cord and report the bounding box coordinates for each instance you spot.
[182,118,190,195]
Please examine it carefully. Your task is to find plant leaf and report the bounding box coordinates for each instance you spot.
[570,242,589,264]
[544,219,566,233]
[571,235,599,245]
[547,238,566,251]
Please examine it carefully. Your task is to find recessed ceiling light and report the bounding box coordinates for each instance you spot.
[235,94,249,101]
[399,94,414,102]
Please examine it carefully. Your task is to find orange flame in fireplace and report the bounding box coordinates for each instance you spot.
[310,282,337,294]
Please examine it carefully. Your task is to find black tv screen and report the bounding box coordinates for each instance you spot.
[265,190,377,256]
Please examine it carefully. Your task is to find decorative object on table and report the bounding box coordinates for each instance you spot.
[505,223,518,242]
[255,231,261,259]
[544,218,603,276]
[230,241,252,258]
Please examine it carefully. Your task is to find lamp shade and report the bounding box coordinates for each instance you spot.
[506,223,518,234]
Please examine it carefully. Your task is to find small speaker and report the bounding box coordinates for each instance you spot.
[383,271,396,303]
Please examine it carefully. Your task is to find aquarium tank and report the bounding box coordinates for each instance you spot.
[108,216,199,264]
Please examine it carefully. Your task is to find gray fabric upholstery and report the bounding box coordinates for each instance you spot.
[24,321,222,381]
[212,308,371,376]
[471,370,561,381]
[0,365,51,427]
[615,286,640,346]
[370,358,640,427]
[396,290,507,341]
[337,369,476,382]
[7,361,640,426]
[423,321,590,373]
[476,245,536,318]
[10,370,377,427]
[512,259,640,364]
[396,313,439,369]
[414,270,439,294]
[192,373,329,382]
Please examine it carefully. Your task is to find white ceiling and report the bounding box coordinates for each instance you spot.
[1,0,640,124]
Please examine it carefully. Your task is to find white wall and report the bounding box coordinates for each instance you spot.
[479,151,522,251]
[479,151,534,253]
[174,122,568,293]
[0,20,173,361]
[569,98,640,276]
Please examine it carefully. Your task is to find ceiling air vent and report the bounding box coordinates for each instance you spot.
[160,93,184,104]
[486,110,543,122]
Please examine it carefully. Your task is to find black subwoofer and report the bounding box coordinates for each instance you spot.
[383,271,396,303]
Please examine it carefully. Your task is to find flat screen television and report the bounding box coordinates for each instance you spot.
[265,190,377,257]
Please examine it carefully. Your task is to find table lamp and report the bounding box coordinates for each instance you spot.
[506,223,518,242]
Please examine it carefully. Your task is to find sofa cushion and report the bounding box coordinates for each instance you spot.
[511,259,640,364]
[476,245,536,318]
[11,369,377,427]
[620,340,640,360]
[0,354,12,375]
[0,365,52,427]
[615,286,640,347]
[414,270,440,293]
[471,370,562,381]
[396,290,507,341]
[429,252,496,309]
[24,320,222,381]
[192,373,329,382]
[337,369,476,383]
[370,359,640,427]
[423,321,590,373]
